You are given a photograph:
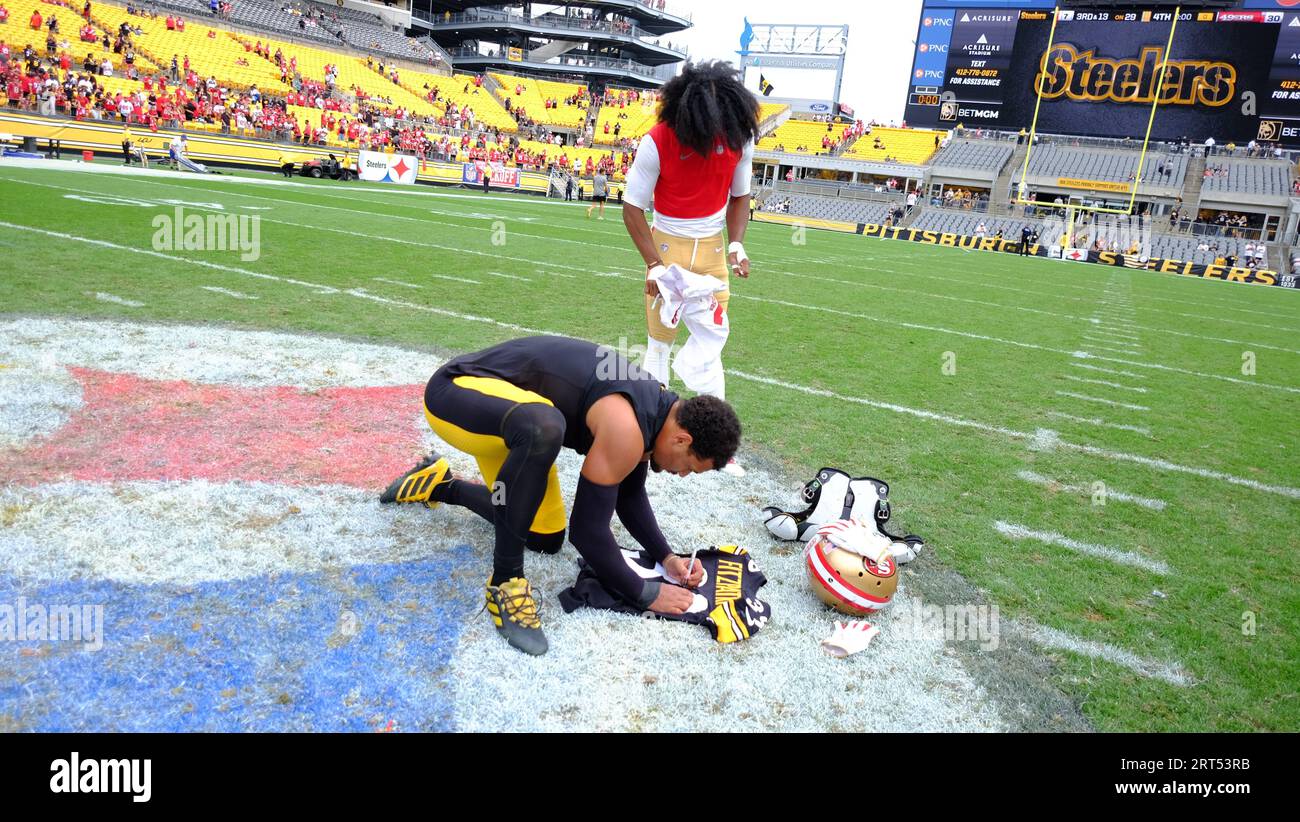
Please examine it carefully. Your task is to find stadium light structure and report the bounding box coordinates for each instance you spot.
[737,23,849,119]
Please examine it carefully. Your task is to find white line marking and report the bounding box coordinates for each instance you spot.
[1068,362,1148,380]
[13,162,1299,333]
[537,269,577,279]
[89,292,144,307]
[1082,335,1142,348]
[994,521,1169,575]
[1,222,339,294]
[1061,374,1148,393]
[734,370,1299,497]
[1084,344,1147,357]
[486,271,533,282]
[372,277,423,289]
[199,286,258,300]
[1084,328,1140,341]
[8,218,1299,499]
[15,173,1300,352]
[1022,622,1191,686]
[430,273,483,285]
[1015,470,1167,510]
[593,271,625,278]
[1055,390,1150,411]
[343,288,548,334]
[733,294,1300,395]
[1045,411,1152,436]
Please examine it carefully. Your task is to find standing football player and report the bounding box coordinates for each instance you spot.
[621,60,759,477]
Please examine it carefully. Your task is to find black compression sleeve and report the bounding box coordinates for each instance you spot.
[570,475,660,609]
[615,460,673,564]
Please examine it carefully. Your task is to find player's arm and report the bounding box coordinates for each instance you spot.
[571,395,695,613]
[616,461,703,587]
[621,134,664,295]
[725,139,755,278]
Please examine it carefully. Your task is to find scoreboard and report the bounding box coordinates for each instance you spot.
[904,1,1300,146]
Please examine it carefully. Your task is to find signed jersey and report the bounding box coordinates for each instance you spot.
[558,544,770,643]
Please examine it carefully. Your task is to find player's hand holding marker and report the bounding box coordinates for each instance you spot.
[728,242,750,278]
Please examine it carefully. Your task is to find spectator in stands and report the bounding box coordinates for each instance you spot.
[0,4,9,25]
[29,8,42,31]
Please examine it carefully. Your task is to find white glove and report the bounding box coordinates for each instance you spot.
[821,621,880,658]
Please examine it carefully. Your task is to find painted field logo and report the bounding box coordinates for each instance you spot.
[0,597,104,651]
[151,206,261,262]
[50,752,151,802]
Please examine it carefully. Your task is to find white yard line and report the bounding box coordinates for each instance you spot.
[994,521,1169,575]
[199,286,258,300]
[1015,470,1167,510]
[371,277,423,289]
[9,160,1300,329]
[1021,622,1192,686]
[486,271,533,282]
[1055,390,1150,411]
[1068,362,1149,380]
[1061,374,1148,393]
[1045,411,1152,436]
[90,292,144,307]
[12,172,1300,350]
[6,221,1300,500]
[1084,345,1147,357]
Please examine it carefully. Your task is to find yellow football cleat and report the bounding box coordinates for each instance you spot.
[484,577,548,656]
[379,453,452,507]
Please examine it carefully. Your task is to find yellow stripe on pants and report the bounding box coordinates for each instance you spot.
[422,376,567,535]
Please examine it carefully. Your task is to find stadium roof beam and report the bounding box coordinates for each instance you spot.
[411,0,691,35]
[446,48,664,87]
[413,11,686,66]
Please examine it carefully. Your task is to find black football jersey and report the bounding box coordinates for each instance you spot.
[557,545,770,643]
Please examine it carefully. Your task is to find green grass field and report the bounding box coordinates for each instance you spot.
[1,161,1297,731]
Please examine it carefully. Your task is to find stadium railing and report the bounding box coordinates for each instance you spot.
[422,8,671,47]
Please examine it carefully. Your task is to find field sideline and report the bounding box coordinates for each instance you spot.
[1,159,1297,732]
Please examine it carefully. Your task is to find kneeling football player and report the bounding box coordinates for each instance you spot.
[380,335,741,656]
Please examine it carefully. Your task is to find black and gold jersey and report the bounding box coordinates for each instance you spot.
[558,544,770,643]
[439,336,679,455]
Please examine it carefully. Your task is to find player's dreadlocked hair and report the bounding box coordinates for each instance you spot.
[657,60,760,157]
[678,395,742,470]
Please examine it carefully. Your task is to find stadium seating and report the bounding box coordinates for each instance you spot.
[592,88,657,145]
[763,193,895,225]
[929,139,1013,174]
[87,4,288,91]
[1025,145,1188,188]
[911,209,1254,266]
[399,68,516,131]
[491,73,588,129]
[840,126,942,165]
[1201,159,1293,199]
[757,117,846,155]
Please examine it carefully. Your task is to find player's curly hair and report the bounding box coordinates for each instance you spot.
[678,394,741,470]
[657,60,760,157]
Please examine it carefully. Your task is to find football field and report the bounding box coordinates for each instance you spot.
[1,160,1297,732]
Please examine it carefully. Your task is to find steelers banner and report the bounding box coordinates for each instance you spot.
[860,223,1293,288]
[358,150,418,185]
[1085,250,1292,288]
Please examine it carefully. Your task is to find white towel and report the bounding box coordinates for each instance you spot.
[649,264,730,397]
